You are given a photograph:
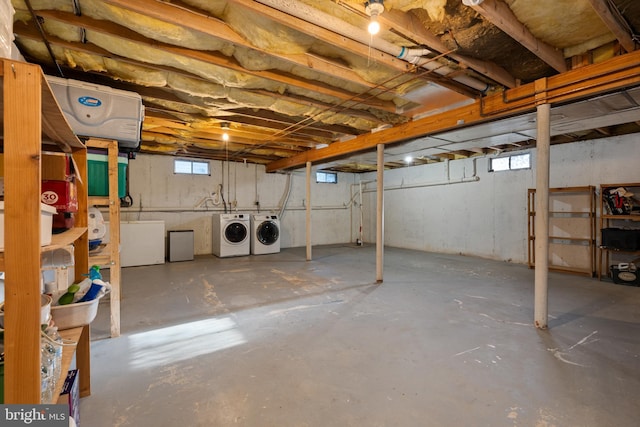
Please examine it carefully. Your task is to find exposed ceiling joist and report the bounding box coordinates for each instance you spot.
[101,0,407,96]
[11,0,640,172]
[381,9,516,89]
[587,0,637,53]
[266,49,640,172]
[463,0,567,73]
[30,9,400,114]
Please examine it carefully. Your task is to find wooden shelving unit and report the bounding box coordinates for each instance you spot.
[87,138,121,337]
[528,186,596,277]
[597,183,640,280]
[1,59,91,403]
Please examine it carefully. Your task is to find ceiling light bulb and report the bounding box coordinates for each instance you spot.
[220,122,230,141]
[365,0,384,35]
[404,155,413,164]
[368,15,380,35]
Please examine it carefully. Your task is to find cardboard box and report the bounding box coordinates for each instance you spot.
[41,180,78,212]
[57,369,80,426]
[42,152,75,181]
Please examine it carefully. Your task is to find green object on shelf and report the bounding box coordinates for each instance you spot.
[87,152,128,198]
[58,283,81,305]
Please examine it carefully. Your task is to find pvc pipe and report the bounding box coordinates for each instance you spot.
[121,204,348,213]
[376,144,384,283]
[255,0,489,92]
[362,157,480,193]
[278,172,293,219]
[359,179,364,245]
[362,175,479,193]
[534,102,551,329]
[306,161,312,261]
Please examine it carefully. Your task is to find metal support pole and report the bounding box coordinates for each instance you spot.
[376,144,384,282]
[306,161,312,261]
[534,102,551,329]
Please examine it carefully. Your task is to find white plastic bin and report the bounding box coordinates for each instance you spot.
[0,202,57,250]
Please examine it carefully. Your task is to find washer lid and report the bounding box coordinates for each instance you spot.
[224,222,248,244]
[257,221,279,245]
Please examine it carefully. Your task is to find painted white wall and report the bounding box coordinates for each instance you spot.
[104,133,638,262]
[116,155,355,255]
[358,134,640,264]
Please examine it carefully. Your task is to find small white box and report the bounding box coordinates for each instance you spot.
[0,202,57,250]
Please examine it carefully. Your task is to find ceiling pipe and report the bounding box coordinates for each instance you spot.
[24,0,64,77]
[254,0,489,93]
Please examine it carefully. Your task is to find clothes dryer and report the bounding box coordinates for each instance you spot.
[250,214,281,255]
[212,213,250,257]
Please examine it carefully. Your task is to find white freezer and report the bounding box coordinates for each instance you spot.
[105,220,165,267]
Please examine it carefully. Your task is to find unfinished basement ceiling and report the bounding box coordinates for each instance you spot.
[10,0,640,172]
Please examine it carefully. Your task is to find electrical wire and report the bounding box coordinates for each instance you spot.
[228,51,456,161]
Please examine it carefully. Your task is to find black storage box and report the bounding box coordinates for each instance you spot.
[601,228,640,251]
[610,265,640,286]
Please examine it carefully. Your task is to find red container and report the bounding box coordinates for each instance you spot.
[53,212,75,232]
[41,180,78,212]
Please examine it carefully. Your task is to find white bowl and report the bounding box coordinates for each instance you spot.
[50,293,105,330]
[0,294,52,328]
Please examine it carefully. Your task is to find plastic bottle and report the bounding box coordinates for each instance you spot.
[40,344,54,403]
[46,326,63,380]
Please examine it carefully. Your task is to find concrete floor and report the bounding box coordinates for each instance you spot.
[80,245,640,427]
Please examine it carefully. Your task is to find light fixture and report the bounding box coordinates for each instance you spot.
[404,155,413,164]
[220,122,230,142]
[365,0,384,35]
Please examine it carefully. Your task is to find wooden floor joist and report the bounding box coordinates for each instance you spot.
[266,50,640,172]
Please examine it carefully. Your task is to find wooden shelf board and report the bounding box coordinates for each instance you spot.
[528,263,594,276]
[0,68,83,153]
[0,227,88,270]
[601,214,640,220]
[548,236,592,243]
[89,253,112,267]
[47,227,88,250]
[48,326,83,403]
[549,265,594,276]
[601,183,640,188]
[88,196,110,206]
[599,247,640,253]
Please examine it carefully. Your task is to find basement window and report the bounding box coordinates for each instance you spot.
[174,159,210,175]
[489,153,530,172]
[316,171,337,184]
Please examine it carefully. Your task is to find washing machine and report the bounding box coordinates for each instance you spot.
[212,213,250,257]
[250,214,281,255]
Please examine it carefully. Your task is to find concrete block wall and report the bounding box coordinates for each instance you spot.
[119,155,356,255]
[358,134,640,264]
[111,133,638,263]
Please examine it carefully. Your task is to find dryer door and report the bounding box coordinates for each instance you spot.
[257,221,279,245]
[224,222,248,244]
